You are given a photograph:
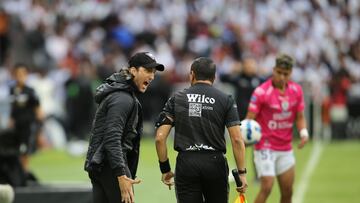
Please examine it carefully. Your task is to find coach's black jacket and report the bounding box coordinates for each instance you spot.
[84,69,142,179]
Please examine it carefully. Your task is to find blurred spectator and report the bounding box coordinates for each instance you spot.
[64,65,95,141]
[8,63,44,182]
[0,8,9,66]
[329,57,352,139]
[0,0,359,141]
[0,68,11,129]
[220,58,264,120]
[27,67,68,149]
[0,128,27,187]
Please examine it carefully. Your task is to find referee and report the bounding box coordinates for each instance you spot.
[155,57,248,203]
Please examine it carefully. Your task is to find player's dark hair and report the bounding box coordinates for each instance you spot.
[275,54,294,69]
[190,57,216,82]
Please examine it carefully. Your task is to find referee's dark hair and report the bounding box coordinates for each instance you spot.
[13,63,29,71]
[191,57,216,82]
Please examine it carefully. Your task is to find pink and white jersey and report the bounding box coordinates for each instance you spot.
[248,79,305,151]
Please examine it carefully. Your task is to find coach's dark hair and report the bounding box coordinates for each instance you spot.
[190,57,216,82]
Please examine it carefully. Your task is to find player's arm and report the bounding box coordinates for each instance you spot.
[296,111,309,149]
[228,125,248,193]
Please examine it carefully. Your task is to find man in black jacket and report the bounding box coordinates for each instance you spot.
[220,58,264,120]
[155,57,247,203]
[84,52,164,203]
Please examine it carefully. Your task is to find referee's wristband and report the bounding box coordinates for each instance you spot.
[159,159,171,174]
[238,168,247,175]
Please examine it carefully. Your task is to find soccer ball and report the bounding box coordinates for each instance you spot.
[0,184,14,203]
[240,119,262,145]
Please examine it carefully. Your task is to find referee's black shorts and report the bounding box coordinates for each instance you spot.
[175,151,229,203]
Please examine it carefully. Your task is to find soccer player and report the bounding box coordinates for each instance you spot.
[84,52,164,203]
[246,54,309,203]
[155,57,247,203]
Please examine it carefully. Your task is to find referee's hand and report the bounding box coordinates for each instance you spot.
[236,175,248,194]
[161,171,175,190]
[118,175,141,203]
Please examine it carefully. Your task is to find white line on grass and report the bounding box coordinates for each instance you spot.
[228,173,235,182]
[41,180,91,187]
[293,142,324,203]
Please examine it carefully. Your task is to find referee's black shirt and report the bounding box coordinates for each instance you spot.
[161,83,241,153]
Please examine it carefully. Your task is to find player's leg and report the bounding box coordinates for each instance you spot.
[254,150,276,203]
[254,176,275,203]
[275,151,295,203]
[277,167,294,203]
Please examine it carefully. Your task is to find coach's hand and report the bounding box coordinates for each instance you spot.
[161,171,175,190]
[236,175,248,194]
[118,175,141,203]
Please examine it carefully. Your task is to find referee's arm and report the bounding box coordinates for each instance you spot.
[155,124,174,189]
[228,125,246,171]
[155,97,175,164]
[155,124,172,162]
[228,125,248,192]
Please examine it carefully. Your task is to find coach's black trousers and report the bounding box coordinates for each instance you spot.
[175,151,229,203]
[88,161,131,203]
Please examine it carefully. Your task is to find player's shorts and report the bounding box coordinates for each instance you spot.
[254,149,295,177]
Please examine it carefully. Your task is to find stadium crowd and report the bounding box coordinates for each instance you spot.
[0,0,359,152]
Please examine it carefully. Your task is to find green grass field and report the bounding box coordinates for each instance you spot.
[29,138,360,203]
